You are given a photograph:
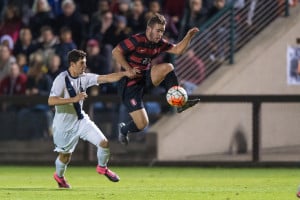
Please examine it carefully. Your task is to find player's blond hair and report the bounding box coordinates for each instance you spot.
[147,13,166,27]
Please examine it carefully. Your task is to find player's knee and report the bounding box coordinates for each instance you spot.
[59,153,72,164]
[165,63,174,72]
[136,119,149,130]
[99,139,109,148]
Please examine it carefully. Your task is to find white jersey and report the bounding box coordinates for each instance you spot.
[49,71,99,133]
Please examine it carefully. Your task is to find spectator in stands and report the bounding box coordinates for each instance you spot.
[145,1,160,21]
[0,34,14,52]
[113,0,131,17]
[86,39,110,75]
[89,0,111,39]
[13,0,34,26]
[206,0,228,63]
[18,51,53,139]
[226,0,245,9]
[207,0,227,18]
[178,0,208,40]
[74,0,98,22]
[127,0,147,34]
[0,62,27,95]
[16,53,29,73]
[47,53,62,81]
[47,0,63,17]
[146,0,179,40]
[13,27,38,62]
[162,0,185,31]
[0,45,16,82]
[103,15,131,47]
[54,26,77,70]
[92,10,115,45]
[26,52,53,96]
[36,25,59,64]
[94,0,111,16]
[0,1,8,16]
[29,0,55,40]
[56,0,86,48]
[0,4,23,43]
[0,62,27,111]
[289,47,300,82]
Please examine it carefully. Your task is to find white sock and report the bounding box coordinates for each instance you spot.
[97,147,110,167]
[55,157,67,177]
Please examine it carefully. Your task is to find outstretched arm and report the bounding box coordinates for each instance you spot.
[167,27,199,55]
[97,71,130,84]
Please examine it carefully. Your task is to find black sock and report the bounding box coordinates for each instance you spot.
[121,120,140,135]
[164,70,179,90]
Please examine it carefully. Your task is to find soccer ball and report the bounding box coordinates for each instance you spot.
[166,86,188,107]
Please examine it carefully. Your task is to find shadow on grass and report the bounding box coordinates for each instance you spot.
[0,187,68,191]
[0,187,103,191]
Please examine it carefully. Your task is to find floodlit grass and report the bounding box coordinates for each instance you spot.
[0,166,299,200]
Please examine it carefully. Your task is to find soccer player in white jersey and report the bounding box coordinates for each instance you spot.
[48,49,131,188]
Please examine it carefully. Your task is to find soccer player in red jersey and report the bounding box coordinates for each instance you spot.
[112,13,200,145]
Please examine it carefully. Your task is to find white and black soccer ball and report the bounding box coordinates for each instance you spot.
[166,86,188,107]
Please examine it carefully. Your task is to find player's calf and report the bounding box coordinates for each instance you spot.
[118,122,129,145]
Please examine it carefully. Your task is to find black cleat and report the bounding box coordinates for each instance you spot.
[177,98,200,113]
[118,122,129,145]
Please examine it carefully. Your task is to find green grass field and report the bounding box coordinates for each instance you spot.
[0,166,299,200]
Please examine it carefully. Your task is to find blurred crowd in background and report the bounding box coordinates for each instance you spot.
[0,0,295,140]
[0,0,239,98]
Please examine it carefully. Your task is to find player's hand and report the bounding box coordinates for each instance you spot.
[127,67,142,79]
[74,92,88,102]
[187,27,199,38]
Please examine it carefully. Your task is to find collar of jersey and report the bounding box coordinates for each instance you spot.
[67,69,79,79]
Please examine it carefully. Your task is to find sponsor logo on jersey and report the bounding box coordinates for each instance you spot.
[130,98,137,106]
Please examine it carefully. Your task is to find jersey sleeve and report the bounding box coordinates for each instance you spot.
[49,74,64,97]
[117,35,138,54]
[160,38,175,52]
[84,73,99,88]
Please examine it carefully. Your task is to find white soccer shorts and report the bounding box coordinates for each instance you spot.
[53,117,106,153]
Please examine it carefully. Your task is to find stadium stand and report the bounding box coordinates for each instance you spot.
[0,0,298,165]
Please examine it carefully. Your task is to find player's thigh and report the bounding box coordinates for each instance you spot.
[79,118,107,147]
[123,84,144,112]
[150,63,174,86]
[53,129,80,154]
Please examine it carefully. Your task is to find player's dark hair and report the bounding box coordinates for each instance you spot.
[68,49,86,64]
[147,13,166,27]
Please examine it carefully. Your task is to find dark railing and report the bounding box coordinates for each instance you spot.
[175,1,290,85]
[1,94,300,163]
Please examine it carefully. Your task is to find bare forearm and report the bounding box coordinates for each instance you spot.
[97,72,127,84]
[168,27,199,55]
[48,96,76,106]
[174,34,193,54]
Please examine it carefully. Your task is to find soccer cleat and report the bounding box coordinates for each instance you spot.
[297,191,300,198]
[96,165,120,182]
[53,173,71,188]
[118,122,129,145]
[177,98,200,113]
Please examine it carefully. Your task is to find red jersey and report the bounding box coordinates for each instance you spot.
[0,74,27,95]
[117,33,174,71]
